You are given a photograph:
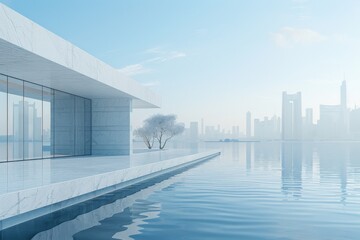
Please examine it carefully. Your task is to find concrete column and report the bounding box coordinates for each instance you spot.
[92,98,132,155]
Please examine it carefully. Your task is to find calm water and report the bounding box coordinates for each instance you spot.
[2,142,360,240]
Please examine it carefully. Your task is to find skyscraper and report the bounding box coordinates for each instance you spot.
[254,116,281,140]
[282,92,302,140]
[318,81,349,139]
[246,111,251,138]
[189,122,199,142]
[201,118,204,136]
[341,80,349,135]
[303,108,314,139]
[341,80,347,111]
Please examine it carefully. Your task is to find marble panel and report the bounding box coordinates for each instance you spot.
[92,98,132,155]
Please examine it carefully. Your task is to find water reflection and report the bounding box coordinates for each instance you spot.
[249,141,353,202]
[253,142,281,170]
[317,143,348,203]
[246,143,251,170]
[302,142,313,174]
[281,142,302,198]
[1,164,193,240]
[231,142,240,162]
[2,142,360,240]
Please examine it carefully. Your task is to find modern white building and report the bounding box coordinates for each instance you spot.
[303,108,314,139]
[0,3,160,162]
[189,122,199,142]
[254,115,281,140]
[350,108,360,139]
[317,81,348,139]
[282,92,302,140]
[246,111,251,138]
[0,5,222,232]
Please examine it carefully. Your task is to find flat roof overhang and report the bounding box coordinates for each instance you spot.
[0,3,160,108]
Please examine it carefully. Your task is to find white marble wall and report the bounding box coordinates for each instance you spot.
[0,3,160,108]
[53,93,75,156]
[0,150,220,230]
[92,98,132,155]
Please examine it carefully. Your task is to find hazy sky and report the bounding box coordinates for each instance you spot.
[2,0,360,132]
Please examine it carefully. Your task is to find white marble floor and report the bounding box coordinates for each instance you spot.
[0,149,200,195]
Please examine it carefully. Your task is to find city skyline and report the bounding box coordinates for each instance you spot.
[183,79,360,140]
[2,0,360,130]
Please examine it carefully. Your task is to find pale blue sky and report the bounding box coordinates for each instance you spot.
[2,0,360,132]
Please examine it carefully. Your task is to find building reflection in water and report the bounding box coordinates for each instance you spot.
[302,142,313,174]
[2,167,185,240]
[254,141,281,170]
[278,141,352,203]
[316,142,348,204]
[246,143,251,170]
[232,142,240,162]
[281,142,302,198]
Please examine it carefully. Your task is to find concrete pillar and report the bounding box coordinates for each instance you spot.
[92,98,132,155]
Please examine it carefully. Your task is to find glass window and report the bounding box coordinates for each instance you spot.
[24,82,43,159]
[0,75,7,162]
[42,87,53,158]
[84,99,91,155]
[54,90,75,157]
[0,73,91,161]
[75,96,85,155]
[8,77,23,161]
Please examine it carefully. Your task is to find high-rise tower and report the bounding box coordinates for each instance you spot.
[246,111,251,138]
[282,92,302,140]
[341,80,347,110]
[340,80,349,136]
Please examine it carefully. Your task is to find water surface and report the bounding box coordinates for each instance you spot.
[2,142,360,240]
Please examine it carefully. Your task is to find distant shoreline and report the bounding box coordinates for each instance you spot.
[203,140,360,143]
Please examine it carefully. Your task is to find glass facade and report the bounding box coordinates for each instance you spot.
[0,73,91,162]
[8,77,24,161]
[0,75,7,162]
[43,87,54,158]
[24,82,43,160]
[54,90,75,157]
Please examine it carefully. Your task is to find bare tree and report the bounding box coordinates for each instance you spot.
[134,124,156,149]
[145,114,185,149]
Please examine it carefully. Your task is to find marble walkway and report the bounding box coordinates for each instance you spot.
[0,149,202,195]
[0,149,220,230]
